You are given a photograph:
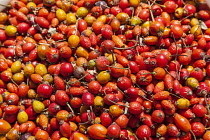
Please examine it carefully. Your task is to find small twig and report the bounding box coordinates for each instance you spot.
[147,0,155,22]
[170,93,181,98]
[204,94,210,115]
[0,4,11,8]
[113,44,137,50]
[105,65,129,69]
[10,78,18,87]
[66,102,75,114]
[180,14,194,22]
[190,130,197,140]
[171,33,178,61]
[178,64,183,81]
[139,94,153,102]
[164,68,177,79]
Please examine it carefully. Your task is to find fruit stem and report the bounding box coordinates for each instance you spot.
[139,94,153,102]
[135,83,148,94]
[101,44,112,53]
[0,4,11,7]
[114,44,137,50]
[133,133,139,140]
[151,1,165,8]
[170,93,181,98]
[78,121,89,125]
[118,88,129,97]
[204,94,210,115]
[181,37,187,48]
[10,77,18,87]
[170,54,188,57]
[66,102,75,114]
[136,7,141,17]
[0,27,5,30]
[136,45,140,56]
[111,52,116,64]
[178,64,183,81]
[107,96,129,107]
[164,68,177,80]
[124,102,129,114]
[99,4,110,9]
[180,13,194,22]
[183,44,197,48]
[75,19,79,35]
[55,39,67,43]
[26,77,29,86]
[67,73,90,85]
[171,33,178,61]
[105,65,129,69]
[141,72,156,75]
[104,90,129,108]
[38,43,50,46]
[147,0,155,22]
[90,105,93,113]
[87,110,92,122]
[131,7,134,18]
[190,130,197,140]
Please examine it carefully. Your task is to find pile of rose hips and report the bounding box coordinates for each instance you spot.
[1,0,210,139]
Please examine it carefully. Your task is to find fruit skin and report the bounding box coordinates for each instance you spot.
[96,56,110,70]
[191,122,205,136]
[176,98,190,109]
[128,101,143,115]
[117,76,132,90]
[82,92,94,107]
[87,124,107,139]
[0,119,11,134]
[203,131,210,140]
[192,104,207,117]
[156,124,167,137]
[5,25,17,36]
[136,125,151,139]
[60,62,74,77]
[17,110,28,124]
[1,0,210,139]
[56,9,67,21]
[151,110,165,123]
[136,70,152,85]
[55,90,70,106]
[115,114,129,129]
[185,77,199,90]
[174,113,191,132]
[100,112,112,127]
[97,71,110,84]
[110,63,125,78]
[70,132,89,140]
[35,17,50,29]
[153,91,170,100]
[60,121,71,137]
[5,128,20,140]
[11,60,22,73]
[107,123,121,138]
[35,63,47,76]
[167,123,181,137]
[35,130,49,140]
[32,100,45,113]
[68,35,80,48]
[54,75,65,90]
[37,84,53,98]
